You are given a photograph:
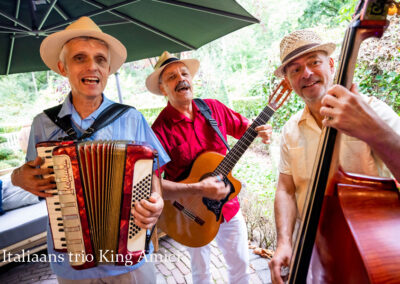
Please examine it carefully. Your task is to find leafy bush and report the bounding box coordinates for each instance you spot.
[298,0,357,28]
[0,149,24,169]
[355,16,400,115]
[0,161,11,170]
[0,126,22,134]
[271,93,305,130]
[240,191,276,249]
[0,148,14,160]
[4,159,21,167]
[139,107,164,125]
[357,68,400,115]
[0,136,6,144]
[232,98,266,120]
[231,79,304,131]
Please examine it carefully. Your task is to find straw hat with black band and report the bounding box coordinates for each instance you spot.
[146,51,199,95]
[274,29,336,78]
[40,16,127,75]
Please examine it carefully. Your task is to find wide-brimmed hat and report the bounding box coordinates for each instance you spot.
[40,16,127,75]
[145,51,199,95]
[274,29,336,77]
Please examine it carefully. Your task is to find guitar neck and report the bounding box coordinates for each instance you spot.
[214,104,275,176]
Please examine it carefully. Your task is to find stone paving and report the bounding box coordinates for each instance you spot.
[0,236,272,284]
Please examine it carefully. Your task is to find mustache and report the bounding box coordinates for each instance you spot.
[175,81,191,91]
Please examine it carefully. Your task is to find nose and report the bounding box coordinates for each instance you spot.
[302,65,313,78]
[86,57,97,71]
[176,72,185,81]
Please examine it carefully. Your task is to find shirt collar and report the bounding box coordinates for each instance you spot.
[298,105,310,125]
[164,101,198,123]
[298,105,321,133]
[57,92,113,120]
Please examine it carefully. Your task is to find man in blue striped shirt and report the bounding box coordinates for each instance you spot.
[11,17,169,283]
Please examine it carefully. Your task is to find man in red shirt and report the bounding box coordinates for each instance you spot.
[146,51,272,284]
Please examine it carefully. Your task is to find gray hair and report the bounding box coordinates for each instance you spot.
[59,36,110,67]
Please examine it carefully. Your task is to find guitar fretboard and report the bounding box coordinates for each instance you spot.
[214,105,275,176]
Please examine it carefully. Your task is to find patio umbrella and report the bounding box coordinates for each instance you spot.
[0,0,259,76]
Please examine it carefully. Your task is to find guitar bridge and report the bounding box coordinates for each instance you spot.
[173,201,205,225]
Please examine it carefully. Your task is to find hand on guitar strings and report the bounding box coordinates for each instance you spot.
[198,175,230,200]
[320,83,386,143]
[11,156,55,198]
[253,124,272,144]
[131,192,164,229]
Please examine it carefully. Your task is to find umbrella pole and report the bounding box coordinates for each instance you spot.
[115,72,123,103]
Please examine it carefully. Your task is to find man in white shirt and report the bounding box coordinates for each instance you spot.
[269,29,400,284]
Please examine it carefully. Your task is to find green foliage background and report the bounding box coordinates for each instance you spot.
[1,0,398,127]
[0,0,398,247]
[1,0,399,174]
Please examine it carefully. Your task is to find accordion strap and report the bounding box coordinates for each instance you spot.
[44,102,134,140]
[194,98,230,151]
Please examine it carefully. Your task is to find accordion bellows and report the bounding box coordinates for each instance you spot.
[36,141,156,269]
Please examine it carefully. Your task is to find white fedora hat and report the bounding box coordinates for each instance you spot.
[40,16,127,75]
[275,29,336,78]
[145,51,199,95]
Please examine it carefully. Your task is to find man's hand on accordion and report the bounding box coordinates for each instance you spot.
[132,192,164,229]
[11,157,55,198]
[131,174,164,229]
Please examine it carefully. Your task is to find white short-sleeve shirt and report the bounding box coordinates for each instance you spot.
[279,94,400,216]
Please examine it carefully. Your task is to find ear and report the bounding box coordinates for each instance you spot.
[159,83,168,97]
[329,57,335,74]
[58,61,67,76]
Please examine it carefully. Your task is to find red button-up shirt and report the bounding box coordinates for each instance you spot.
[152,99,249,222]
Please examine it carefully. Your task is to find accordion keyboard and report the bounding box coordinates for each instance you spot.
[37,146,67,251]
[53,154,86,266]
[128,159,153,252]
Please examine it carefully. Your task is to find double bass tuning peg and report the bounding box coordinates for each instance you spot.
[388,1,400,15]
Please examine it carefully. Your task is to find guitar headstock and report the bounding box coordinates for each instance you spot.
[268,79,292,111]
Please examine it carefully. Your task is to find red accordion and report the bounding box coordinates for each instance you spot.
[36,141,156,269]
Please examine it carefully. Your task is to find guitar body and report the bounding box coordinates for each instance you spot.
[158,151,242,247]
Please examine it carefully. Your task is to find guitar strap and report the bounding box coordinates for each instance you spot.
[44,102,134,141]
[194,98,230,151]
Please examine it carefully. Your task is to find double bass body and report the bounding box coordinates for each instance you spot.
[316,169,400,283]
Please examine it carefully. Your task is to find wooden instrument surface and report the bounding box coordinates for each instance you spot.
[316,169,400,283]
[158,151,241,247]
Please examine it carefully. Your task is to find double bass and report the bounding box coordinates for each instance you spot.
[288,0,400,283]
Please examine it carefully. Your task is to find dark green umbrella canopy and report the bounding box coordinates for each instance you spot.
[0,0,259,75]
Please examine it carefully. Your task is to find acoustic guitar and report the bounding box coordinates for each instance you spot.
[158,80,292,247]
